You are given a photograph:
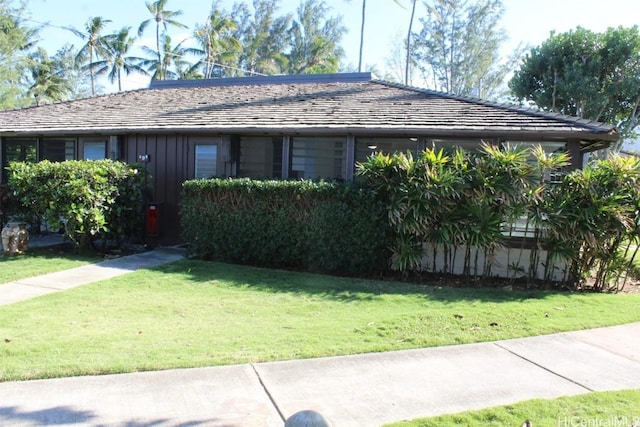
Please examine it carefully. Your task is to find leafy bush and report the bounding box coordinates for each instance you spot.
[541,155,640,292]
[357,144,640,292]
[180,178,390,275]
[7,160,147,251]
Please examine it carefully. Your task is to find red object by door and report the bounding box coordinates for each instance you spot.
[146,204,159,236]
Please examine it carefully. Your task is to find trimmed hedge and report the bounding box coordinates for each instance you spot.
[180,178,390,275]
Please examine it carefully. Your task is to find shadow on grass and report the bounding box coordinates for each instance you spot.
[0,405,216,426]
[157,259,558,304]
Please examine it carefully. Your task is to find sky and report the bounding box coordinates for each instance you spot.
[20,0,640,92]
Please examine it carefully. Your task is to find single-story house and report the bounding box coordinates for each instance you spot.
[0,72,618,243]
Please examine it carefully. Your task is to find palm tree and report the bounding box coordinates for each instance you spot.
[286,0,346,75]
[138,0,188,72]
[193,8,240,78]
[26,48,73,105]
[92,27,148,91]
[140,34,199,80]
[234,0,291,76]
[72,16,111,96]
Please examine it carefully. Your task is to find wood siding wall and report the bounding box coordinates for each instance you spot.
[123,133,231,244]
[125,134,191,244]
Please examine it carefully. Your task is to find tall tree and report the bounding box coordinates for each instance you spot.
[140,34,199,79]
[72,16,111,96]
[25,47,73,105]
[55,44,93,99]
[232,0,291,76]
[92,27,148,91]
[286,0,346,74]
[412,0,508,98]
[509,26,640,139]
[405,0,416,84]
[358,0,366,72]
[193,5,241,78]
[0,0,37,109]
[138,0,188,72]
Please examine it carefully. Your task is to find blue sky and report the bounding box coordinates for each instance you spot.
[21,0,640,91]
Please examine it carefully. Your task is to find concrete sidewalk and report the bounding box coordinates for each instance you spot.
[0,322,638,426]
[1,245,639,426]
[0,247,185,306]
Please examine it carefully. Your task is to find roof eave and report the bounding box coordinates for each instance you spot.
[0,126,618,142]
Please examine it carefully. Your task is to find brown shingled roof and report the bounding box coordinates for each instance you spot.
[0,73,618,145]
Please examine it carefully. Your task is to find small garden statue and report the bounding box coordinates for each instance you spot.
[1,222,29,254]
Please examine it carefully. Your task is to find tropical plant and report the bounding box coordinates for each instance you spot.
[71,16,111,96]
[358,144,571,283]
[192,5,241,78]
[542,155,640,291]
[232,0,291,75]
[139,34,199,80]
[138,0,188,75]
[92,27,148,91]
[285,0,346,74]
[0,0,38,109]
[24,47,73,105]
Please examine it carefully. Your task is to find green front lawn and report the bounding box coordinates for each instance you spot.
[385,390,640,426]
[0,245,98,284]
[1,260,639,382]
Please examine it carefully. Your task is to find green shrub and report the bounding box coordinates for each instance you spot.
[357,145,640,292]
[7,160,147,251]
[180,179,390,275]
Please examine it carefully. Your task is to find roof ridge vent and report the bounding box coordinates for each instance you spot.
[149,72,374,89]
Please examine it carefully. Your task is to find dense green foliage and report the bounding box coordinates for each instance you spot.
[410,0,518,98]
[510,26,640,138]
[181,178,389,275]
[0,0,38,109]
[358,145,640,291]
[543,156,640,291]
[7,160,147,251]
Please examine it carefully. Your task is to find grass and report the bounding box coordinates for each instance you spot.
[0,245,98,284]
[384,390,640,426]
[1,259,640,382]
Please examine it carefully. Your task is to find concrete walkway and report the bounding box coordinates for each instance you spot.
[1,245,639,426]
[0,246,185,306]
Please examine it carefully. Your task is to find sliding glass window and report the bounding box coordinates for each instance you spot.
[290,136,346,180]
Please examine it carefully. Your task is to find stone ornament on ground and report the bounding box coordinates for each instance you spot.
[1,222,29,254]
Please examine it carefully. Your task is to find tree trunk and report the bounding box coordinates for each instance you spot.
[405,0,416,85]
[358,0,366,72]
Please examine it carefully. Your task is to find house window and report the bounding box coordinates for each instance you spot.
[83,141,107,160]
[290,136,346,180]
[195,145,217,179]
[2,138,37,182]
[41,139,75,162]
[238,136,280,179]
[355,137,419,164]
